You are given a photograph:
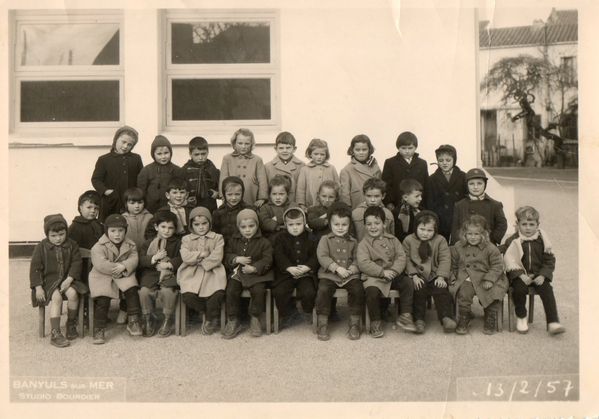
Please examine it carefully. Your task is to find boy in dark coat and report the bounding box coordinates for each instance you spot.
[138,211,182,338]
[181,136,220,213]
[382,131,428,210]
[272,207,319,329]
[30,214,87,347]
[450,168,507,246]
[91,125,143,222]
[502,206,565,335]
[212,176,254,242]
[425,144,467,241]
[147,177,192,241]
[223,209,273,339]
[137,135,182,213]
[393,179,423,242]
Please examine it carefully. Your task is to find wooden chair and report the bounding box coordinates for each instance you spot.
[38,294,85,338]
[311,289,363,333]
[175,294,226,336]
[364,290,400,333]
[272,289,296,335]
[508,286,542,332]
[455,295,504,332]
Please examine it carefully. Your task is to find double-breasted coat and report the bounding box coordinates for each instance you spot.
[357,233,406,295]
[219,153,268,205]
[89,235,139,299]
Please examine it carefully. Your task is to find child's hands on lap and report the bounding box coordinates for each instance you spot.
[482,280,493,290]
[242,265,257,274]
[35,286,46,304]
[287,266,303,277]
[336,267,352,279]
[236,256,252,266]
[434,277,447,288]
[112,263,126,276]
[59,276,74,293]
[382,270,397,281]
[154,250,167,262]
[412,275,424,290]
[533,275,545,286]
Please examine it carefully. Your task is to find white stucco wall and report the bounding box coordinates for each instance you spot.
[7,2,511,242]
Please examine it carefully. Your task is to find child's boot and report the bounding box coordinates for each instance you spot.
[456,312,471,335]
[127,314,143,336]
[116,310,128,325]
[370,320,384,338]
[201,318,217,336]
[483,306,498,335]
[249,316,262,337]
[348,315,361,340]
[49,317,69,348]
[442,317,457,333]
[302,311,313,325]
[317,314,329,341]
[66,309,79,340]
[222,318,242,339]
[516,316,529,334]
[157,315,173,338]
[92,328,105,345]
[414,319,425,334]
[548,322,566,336]
[142,314,155,337]
[396,312,417,332]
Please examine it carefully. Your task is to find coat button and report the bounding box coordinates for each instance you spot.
[466,264,471,268]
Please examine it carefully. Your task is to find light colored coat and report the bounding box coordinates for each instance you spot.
[123,209,153,250]
[177,232,227,297]
[89,235,139,299]
[402,233,451,282]
[296,162,339,207]
[449,240,507,308]
[357,233,406,295]
[219,153,268,204]
[265,155,305,203]
[339,158,381,209]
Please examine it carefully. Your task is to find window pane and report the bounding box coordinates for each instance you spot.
[17,23,119,66]
[20,80,120,122]
[171,22,270,64]
[171,78,271,120]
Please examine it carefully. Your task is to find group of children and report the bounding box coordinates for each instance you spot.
[30,126,566,347]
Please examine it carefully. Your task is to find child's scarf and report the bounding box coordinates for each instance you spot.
[503,229,553,273]
[354,156,376,167]
[468,193,486,201]
[398,203,419,234]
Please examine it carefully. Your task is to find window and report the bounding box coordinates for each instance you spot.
[560,56,577,85]
[11,10,123,130]
[163,10,279,129]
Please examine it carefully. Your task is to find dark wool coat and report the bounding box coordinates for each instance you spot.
[392,204,421,242]
[272,231,319,287]
[212,201,253,242]
[450,195,508,246]
[29,238,87,307]
[449,240,507,308]
[68,216,103,253]
[258,200,295,240]
[425,166,467,240]
[91,151,143,220]
[306,204,330,243]
[502,232,556,281]
[381,152,429,207]
[138,236,182,289]
[224,230,273,288]
[137,162,183,213]
[180,159,220,212]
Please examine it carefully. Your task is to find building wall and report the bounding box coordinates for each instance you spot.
[8,3,513,241]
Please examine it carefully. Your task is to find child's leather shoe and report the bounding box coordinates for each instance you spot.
[548,322,565,335]
[396,313,416,332]
[116,310,128,325]
[66,319,78,340]
[127,315,143,337]
[370,320,384,338]
[347,315,361,340]
[516,317,529,334]
[414,320,425,334]
[222,318,241,339]
[93,328,105,345]
[142,314,155,337]
[249,316,262,337]
[157,316,173,337]
[456,315,471,335]
[442,317,457,333]
[50,329,70,348]
[317,315,329,341]
[201,320,217,336]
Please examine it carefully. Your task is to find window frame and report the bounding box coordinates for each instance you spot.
[162,9,280,131]
[11,10,124,132]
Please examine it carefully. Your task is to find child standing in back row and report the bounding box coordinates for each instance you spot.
[181,136,220,213]
[340,134,381,209]
[137,135,182,213]
[91,126,143,222]
[296,139,339,209]
[219,128,269,207]
[265,131,305,203]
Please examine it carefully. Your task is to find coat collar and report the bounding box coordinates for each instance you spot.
[42,238,72,250]
[362,232,395,245]
[307,161,331,168]
[395,152,420,166]
[350,157,378,175]
[269,155,303,168]
[231,151,254,159]
[187,231,217,240]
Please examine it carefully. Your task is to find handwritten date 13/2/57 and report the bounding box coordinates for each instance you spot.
[456,374,578,401]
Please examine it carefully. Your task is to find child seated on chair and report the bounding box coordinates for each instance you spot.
[357,206,415,338]
[177,207,226,335]
[315,203,364,341]
[89,214,143,344]
[502,206,565,335]
[30,214,87,347]
[450,215,507,335]
[138,210,182,338]
[272,207,319,329]
[223,209,273,339]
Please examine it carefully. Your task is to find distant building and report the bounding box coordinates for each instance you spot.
[479,8,577,166]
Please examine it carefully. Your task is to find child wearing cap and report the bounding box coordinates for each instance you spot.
[213,176,253,242]
[91,126,144,222]
[450,168,507,246]
[223,209,273,339]
[425,144,467,241]
[89,214,143,344]
[138,210,182,338]
[181,136,220,213]
[382,131,429,211]
[30,214,87,347]
[272,207,319,329]
[137,135,182,213]
[265,131,305,204]
[177,207,226,335]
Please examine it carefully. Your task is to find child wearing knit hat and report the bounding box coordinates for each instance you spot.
[212,176,254,242]
[30,214,87,347]
[177,207,226,335]
[92,126,144,222]
[222,209,273,338]
[137,135,183,213]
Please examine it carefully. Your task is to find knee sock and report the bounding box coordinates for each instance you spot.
[67,308,78,322]
[50,317,61,331]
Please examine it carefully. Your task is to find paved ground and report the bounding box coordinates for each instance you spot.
[8,177,578,403]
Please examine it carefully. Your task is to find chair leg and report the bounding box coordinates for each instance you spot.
[508,289,515,332]
[265,289,271,335]
[528,290,535,324]
[312,308,317,334]
[38,306,45,338]
[181,300,187,336]
[89,296,95,333]
[390,296,398,330]
[78,295,85,338]
[174,295,181,336]
[364,306,370,334]
[220,302,226,333]
[273,296,280,334]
